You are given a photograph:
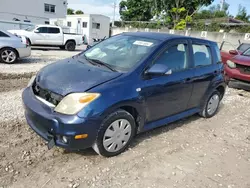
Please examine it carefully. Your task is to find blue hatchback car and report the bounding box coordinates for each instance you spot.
[22,32,226,157]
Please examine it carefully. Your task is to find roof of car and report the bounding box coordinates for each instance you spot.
[123,32,215,44]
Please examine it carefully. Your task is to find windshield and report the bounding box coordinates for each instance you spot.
[243,48,250,56]
[25,25,36,31]
[82,35,160,71]
[237,43,250,52]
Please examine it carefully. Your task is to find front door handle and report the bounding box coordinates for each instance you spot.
[182,78,191,83]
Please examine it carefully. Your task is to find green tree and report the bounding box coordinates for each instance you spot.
[194,2,229,20]
[153,0,214,29]
[235,4,250,22]
[75,10,84,15]
[119,0,153,21]
[67,8,75,15]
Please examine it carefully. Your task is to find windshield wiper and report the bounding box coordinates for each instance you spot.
[87,58,117,72]
[80,54,96,66]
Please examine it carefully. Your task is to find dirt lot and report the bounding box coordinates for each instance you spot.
[0,48,249,188]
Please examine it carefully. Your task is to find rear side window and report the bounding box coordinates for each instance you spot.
[0,31,9,37]
[37,27,48,33]
[192,44,212,67]
[48,27,60,34]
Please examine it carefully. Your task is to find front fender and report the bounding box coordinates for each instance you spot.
[77,75,146,131]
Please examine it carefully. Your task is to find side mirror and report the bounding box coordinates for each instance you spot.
[229,50,238,55]
[34,30,39,33]
[86,45,92,50]
[145,64,172,76]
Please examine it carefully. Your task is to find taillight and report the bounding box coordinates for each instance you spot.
[26,38,29,46]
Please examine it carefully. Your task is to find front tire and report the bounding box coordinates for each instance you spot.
[65,41,76,51]
[200,91,221,118]
[92,110,136,157]
[0,48,18,64]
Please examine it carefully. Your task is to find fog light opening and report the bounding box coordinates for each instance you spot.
[62,136,68,144]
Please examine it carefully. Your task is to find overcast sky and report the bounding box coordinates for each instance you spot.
[68,0,250,20]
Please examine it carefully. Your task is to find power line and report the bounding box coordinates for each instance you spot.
[111,1,117,27]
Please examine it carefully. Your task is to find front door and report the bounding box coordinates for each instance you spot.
[33,27,49,45]
[143,40,194,123]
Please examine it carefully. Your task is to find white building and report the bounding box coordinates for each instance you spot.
[0,0,67,24]
[50,14,110,44]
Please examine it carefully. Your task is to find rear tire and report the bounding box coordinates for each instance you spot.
[199,91,221,118]
[0,48,18,64]
[65,41,76,51]
[92,109,136,157]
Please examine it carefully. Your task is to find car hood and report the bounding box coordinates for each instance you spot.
[232,55,250,66]
[35,57,122,96]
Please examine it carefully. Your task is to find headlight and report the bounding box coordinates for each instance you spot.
[54,93,100,115]
[227,60,236,69]
[27,75,36,87]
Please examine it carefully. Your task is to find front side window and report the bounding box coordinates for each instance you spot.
[36,27,48,33]
[193,44,212,67]
[45,4,56,13]
[154,43,188,72]
[82,35,160,71]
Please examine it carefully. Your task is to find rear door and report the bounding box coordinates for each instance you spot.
[47,27,63,45]
[187,40,219,109]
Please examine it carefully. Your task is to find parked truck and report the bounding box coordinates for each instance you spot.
[8,25,83,51]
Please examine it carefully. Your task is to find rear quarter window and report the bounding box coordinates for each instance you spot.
[0,31,9,37]
[213,44,222,63]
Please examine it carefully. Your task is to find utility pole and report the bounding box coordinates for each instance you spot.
[111,1,117,27]
[220,0,225,11]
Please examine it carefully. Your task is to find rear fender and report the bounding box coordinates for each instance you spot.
[199,76,226,110]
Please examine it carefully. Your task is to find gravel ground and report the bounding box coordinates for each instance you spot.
[0,48,249,188]
[0,46,84,75]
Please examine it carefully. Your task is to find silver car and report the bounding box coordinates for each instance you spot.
[0,30,31,64]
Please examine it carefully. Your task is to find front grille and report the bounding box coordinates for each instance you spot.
[236,64,250,75]
[32,81,63,106]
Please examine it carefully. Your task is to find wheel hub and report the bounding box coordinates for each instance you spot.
[103,119,132,152]
[207,94,220,115]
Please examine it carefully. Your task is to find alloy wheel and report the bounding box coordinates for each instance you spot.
[1,50,16,63]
